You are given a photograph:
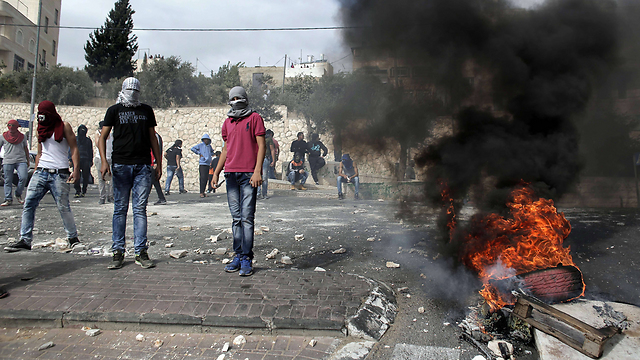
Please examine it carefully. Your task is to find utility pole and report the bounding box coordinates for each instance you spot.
[282,54,286,93]
[28,0,43,149]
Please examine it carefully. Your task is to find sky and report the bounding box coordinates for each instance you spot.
[57,0,543,76]
[57,0,353,75]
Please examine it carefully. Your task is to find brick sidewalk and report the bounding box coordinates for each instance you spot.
[0,252,371,334]
[0,327,341,360]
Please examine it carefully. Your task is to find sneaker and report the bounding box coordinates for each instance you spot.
[299,185,307,191]
[290,185,296,190]
[98,198,105,204]
[165,191,170,195]
[315,181,320,185]
[135,249,155,269]
[154,199,167,205]
[225,255,242,272]
[355,193,359,200]
[0,200,12,206]
[338,193,344,200]
[179,190,188,194]
[81,193,86,198]
[207,189,213,194]
[68,237,80,248]
[4,239,31,252]
[74,193,81,198]
[15,195,23,204]
[108,250,125,269]
[239,256,253,276]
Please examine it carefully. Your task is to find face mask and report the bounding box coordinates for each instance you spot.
[229,98,247,109]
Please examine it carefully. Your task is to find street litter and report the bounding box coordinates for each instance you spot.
[179,226,192,231]
[169,250,188,259]
[294,234,304,241]
[153,339,163,347]
[332,247,346,254]
[233,335,246,346]
[487,340,514,360]
[386,261,400,268]
[222,258,231,264]
[281,256,293,265]
[266,248,279,259]
[260,226,270,232]
[136,334,144,341]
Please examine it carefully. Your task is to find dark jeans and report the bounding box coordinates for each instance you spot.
[225,172,257,259]
[74,160,92,194]
[308,156,325,183]
[199,165,209,194]
[151,168,165,201]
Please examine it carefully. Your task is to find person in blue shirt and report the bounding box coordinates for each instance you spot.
[191,134,214,198]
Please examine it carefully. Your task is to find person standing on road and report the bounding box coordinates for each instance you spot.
[212,86,266,277]
[337,154,360,200]
[207,151,221,193]
[191,134,214,198]
[73,125,93,198]
[150,131,166,205]
[164,139,186,195]
[307,133,328,185]
[94,121,113,204]
[4,101,81,252]
[257,131,276,199]
[99,77,161,270]
[0,119,30,206]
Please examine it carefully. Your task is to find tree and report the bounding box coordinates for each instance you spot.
[1,66,93,106]
[136,56,200,108]
[84,0,138,83]
[246,74,282,122]
[209,61,244,105]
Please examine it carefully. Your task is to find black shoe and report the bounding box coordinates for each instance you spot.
[164,191,170,195]
[74,193,81,198]
[68,237,80,248]
[135,249,155,269]
[315,181,320,185]
[338,193,344,200]
[179,190,188,194]
[4,239,31,252]
[108,250,125,269]
[154,199,167,205]
[355,193,359,200]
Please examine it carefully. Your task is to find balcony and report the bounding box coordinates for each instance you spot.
[0,1,28,18]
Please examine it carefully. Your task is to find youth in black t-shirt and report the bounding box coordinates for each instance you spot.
[103,103,157,165]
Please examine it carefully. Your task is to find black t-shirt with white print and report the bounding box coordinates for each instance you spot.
[103,103,157,165]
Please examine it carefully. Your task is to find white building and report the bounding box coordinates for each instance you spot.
[0,0,61,73]
[239,54,334,88]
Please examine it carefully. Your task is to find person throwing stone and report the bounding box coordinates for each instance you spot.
[99,77,161,269]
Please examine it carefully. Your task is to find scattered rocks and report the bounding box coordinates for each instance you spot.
[333,247,347,254]
[213,232,228,242]
[179,226,192,231]
[38,342,55,351]
[136,334,144,342]
[216,354,225,360]
[169,250,188,259]
[260,226,270,232]
[281,256,293,265]
[214,248,227,255]
[366,237,376,242]
[232,335,246,346]
[153,339,163,347]
[418,307,425,314]
[221,258,231,264]
[254,229,263,235]
[294,234,304,241]
[222,342,230,352]
[266,248,279,259]
[314,267,326,272]
[309,339,317,347]
[165,243,174,248]
[32,240,55,249]
[86,329,101,337]
[386,261,400,268]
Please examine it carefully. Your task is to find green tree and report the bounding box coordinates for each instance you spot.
[209,61,244,105]
[84,0,138,83]
[1,66,93,105]
[278,75,318,115]
[135,56,200,108]
[246,74,282,122]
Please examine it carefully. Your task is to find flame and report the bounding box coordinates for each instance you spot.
[457,185,583,311]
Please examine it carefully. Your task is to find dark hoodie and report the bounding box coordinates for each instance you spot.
[76,125,93,163]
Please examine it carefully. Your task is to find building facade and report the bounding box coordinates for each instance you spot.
[239,54,334,88]
[0,0,60,74]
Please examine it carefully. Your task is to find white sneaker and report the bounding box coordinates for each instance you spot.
[15,195,23,204]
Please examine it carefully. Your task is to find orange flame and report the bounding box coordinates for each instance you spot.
[456,185,583,311]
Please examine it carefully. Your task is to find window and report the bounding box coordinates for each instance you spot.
[15,29,23,46]
[44,17,49,34]
[29,39,35,53]
[13,55,24,72]
[54,9,59,25]
[52,40,56,56]
[40,49,46,65]
[27,63,34,72]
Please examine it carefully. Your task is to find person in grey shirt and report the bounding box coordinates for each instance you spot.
[0,120,30,206]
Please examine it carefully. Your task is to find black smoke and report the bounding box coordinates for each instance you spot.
[340,0,620,251]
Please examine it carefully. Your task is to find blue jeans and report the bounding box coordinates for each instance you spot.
[165,165,184,193]
[337,176,359,195]
[258,157,270,197]
[20,169,77,245]
[225,172,257,259]
[4,162,28,201]
[112,164,152,254]
[287,170,308,185]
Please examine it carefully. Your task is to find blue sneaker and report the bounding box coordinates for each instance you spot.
[225,255,241,272]
[239,256,253,276]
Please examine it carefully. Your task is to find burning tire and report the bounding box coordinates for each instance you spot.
[518,265,585,304]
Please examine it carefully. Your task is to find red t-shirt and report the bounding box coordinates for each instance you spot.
[221,112,266,172]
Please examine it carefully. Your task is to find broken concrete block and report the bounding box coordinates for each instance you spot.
[32,240,55,249]
[309,339,317,347]
[222,342,230,352]
[136,334,144,341]
[38,341,55,351]
[281,256,293,265]
[214,248,227,255]
[169,250,188,259]
[179,226,192,231]
[266,248,279,259]
[165,243,174,248]
[86,329,101,337]
[295,234,304,241]
[232,335,246,346]
[217,354,225,360]
[314,267,326,272]
[222,258,231,264]
[214,232,229,242]
[367,237,376,242]
[153,339,163,347]
[386,261,400,268]
[72,244,86,252]
[333,247,347,254]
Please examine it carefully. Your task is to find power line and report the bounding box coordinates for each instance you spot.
[0,24,355,32]
[330,52,353,65]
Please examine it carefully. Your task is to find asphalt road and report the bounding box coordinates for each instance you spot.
[0,187,637,359]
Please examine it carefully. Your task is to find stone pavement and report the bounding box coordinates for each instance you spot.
[0,251,376,337]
